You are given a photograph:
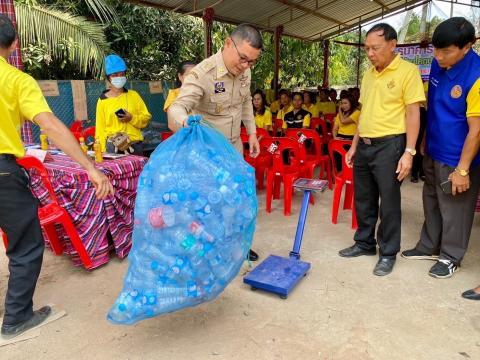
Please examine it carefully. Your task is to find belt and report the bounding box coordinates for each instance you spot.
[0,154,15,161]
[360,134,404,145]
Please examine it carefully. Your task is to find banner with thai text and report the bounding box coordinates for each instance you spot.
[395,45,434,81]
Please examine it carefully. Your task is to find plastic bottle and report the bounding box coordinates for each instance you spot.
[79,136,88,154]
[93,137,103,162]
[221,206,236,237]
[40,132,48,150]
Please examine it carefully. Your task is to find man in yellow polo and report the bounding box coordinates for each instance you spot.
[338,23,425,276]
[0,15,113,339]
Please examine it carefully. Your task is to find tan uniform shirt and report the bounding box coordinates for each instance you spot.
[168,50,256,152]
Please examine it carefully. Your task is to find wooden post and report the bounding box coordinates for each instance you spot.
[274,25,283,99]
[203,7,214,58]
[322,39,330,88]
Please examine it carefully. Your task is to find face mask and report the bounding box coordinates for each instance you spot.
[110,76,127,89]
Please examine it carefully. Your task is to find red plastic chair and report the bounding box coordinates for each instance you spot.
[70,120,83,141]
[161,131,173,141]
[285,128,332,183]
[82,126,95,140]
[240,134,274,190]
[265,137,303,216]
[324,113,336,138]
[255,127,270,139]
[272,118,284,136]
[15,156,94,269]
[328,139,357,229]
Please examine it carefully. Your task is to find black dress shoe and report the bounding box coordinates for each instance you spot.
[248,249,259,261]
[461,289,480,300]
[339,244,376,258]
[373,258,396,276]
[1,306,51,338]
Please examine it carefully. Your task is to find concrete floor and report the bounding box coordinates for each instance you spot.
[1,181,479,360]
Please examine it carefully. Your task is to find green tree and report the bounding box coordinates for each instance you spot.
[15,0,111,79]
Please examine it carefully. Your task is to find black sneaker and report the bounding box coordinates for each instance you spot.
[401,248,439,261]
[429,259,459,279]
[1,306,52,339]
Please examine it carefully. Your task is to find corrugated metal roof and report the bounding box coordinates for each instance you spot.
[125,0,428,40]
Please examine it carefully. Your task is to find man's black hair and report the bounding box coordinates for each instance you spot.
[231,24,263,50]
[366,23,397,41]
[0,14,16,49]
[432,17,476,49]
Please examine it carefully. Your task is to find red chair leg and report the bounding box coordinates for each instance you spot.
[273,175,282,199]
[43,223,64,255]
[256,167,265,190]
[331,180,344,224]
[344,183,353,210]
[60,212,92,269]
[284,177,294,216]
[266,171,274,213]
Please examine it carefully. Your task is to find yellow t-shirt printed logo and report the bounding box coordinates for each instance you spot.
[450,85,462,99]
[387,79,396,89]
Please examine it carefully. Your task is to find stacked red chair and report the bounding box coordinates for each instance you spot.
[328,139,357,229]
[13,156,94,268]
[240,132,273,190]
[272,118,284,136]
[285,128,331,187]
[70,120,83,141]
[265,137,303,216]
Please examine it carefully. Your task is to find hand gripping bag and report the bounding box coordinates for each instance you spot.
[108,115,258,324]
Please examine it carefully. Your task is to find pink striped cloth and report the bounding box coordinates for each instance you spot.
[28,153,147,269]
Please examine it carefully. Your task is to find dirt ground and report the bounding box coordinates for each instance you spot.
[1,181,479,360]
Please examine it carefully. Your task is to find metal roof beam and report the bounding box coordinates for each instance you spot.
[272,0,347,26]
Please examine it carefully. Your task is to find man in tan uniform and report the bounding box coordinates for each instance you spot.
[168,23,261,155]
[168,24,262,260]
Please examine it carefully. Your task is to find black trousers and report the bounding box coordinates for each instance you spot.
[353,135,406,259]
[415,155,480,264]
[0,156,44,326]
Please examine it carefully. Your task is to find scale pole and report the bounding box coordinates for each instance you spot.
[290,190,311,259]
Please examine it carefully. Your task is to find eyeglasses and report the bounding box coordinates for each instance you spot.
[231,38,258,66]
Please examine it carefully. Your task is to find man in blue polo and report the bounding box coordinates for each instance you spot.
[402,18,480,279]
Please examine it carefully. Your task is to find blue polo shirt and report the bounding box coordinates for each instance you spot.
[426,49,480,167]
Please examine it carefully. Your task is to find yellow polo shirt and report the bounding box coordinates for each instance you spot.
[303,103,319,118]
[163,88,180,111]
[359,54,425,137]
[255,108,272,129]
[0,57,51,158]
[335,109,360,136]
[316,101,337,115]
[276,104,294,121]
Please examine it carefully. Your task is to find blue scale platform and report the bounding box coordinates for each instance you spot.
[244,178,328,299]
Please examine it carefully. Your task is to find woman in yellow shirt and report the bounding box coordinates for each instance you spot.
[252,90,272,130]
[302,91,319,118]
[333,93,360,140]
[164,60,196,112]
[96,55,151,155]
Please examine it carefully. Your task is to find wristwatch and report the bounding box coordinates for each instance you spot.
[455,168,469,176]
[405,147,416,156]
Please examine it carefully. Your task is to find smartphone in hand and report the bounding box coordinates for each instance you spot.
[115,108,126,118]
[440,179,452,194]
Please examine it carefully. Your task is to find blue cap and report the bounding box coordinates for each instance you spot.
[105,54,127,76]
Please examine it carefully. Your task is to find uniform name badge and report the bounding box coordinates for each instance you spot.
[215,103,223,114]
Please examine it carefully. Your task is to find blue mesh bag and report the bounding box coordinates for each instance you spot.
[108,115,258,324]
